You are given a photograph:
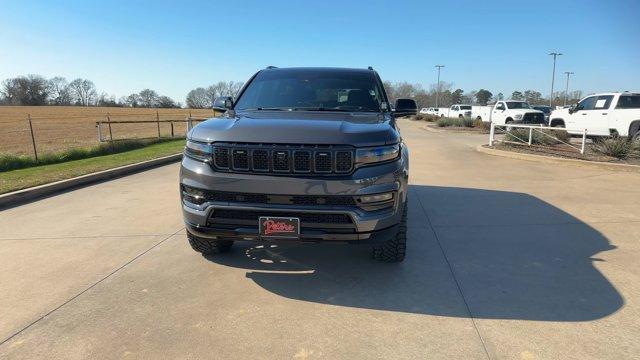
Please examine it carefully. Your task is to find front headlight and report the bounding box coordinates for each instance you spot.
[355,144,400,165]
[514,114,524,120]
[184,140,213,162]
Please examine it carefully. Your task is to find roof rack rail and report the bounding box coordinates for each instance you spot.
[265,65,278,69]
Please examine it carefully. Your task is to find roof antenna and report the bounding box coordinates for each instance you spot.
[367,66,374,70]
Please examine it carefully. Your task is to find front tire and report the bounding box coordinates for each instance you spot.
[372,203,407,263]
[187,230,233,254]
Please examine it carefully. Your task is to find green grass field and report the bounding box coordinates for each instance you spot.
[0,139,185,194]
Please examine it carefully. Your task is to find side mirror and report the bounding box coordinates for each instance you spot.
[568,104,578,114]
[213,96,233,111]
[393,98,418,117]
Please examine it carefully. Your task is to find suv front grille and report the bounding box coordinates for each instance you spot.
[211,143,354,175]
[188,187,357,206]
[210,209,352,224]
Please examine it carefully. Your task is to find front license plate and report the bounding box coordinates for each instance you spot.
[259,217,300,239]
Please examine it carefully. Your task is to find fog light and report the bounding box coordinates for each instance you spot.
[182,185,207,205]
[357,192,394,204]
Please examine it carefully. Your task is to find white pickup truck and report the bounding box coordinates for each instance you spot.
[549,92,640,139]
[440,104,472,118]
[479,100,546,125]
[420,107,441,116]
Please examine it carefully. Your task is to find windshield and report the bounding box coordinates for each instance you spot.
[460,105,472,110]
[234,69,384,112]
[506,101,530,109]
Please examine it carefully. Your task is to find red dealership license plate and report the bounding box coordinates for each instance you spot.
[259,217,300,239]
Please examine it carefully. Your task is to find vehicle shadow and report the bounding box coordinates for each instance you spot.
[204,185,623,321]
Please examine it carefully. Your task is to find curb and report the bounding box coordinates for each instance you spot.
[0,153,183,209]
[420,125,445,133]
[476,145,640,173]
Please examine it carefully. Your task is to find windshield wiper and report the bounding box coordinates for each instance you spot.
[292,107,350,112]
[293,107,378,112]
[241,107,291,111]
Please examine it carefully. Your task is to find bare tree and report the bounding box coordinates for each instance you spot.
[69,78,97,106]
[138,89,159,107]
[157,95,179,108]
[120,93,141,107]
[1,75,49,105]
[186,87,210,108]
[47,77,72,105]
[96,93,118,107]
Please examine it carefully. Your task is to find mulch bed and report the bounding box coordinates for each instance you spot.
[491,143,640,166]
[421,122,490,134]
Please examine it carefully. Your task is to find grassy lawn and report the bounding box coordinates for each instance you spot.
[0,139,185,194]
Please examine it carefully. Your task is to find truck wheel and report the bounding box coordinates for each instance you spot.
[187,230,233,254]
[372,203,407,263]
[458,114,464,119]
[632,130,640,142]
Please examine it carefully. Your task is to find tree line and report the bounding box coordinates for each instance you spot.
[0,74,244,109]
[2,73,583,109]
[383,81,584,108]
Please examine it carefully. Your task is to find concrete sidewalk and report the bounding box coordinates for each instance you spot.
[1,119,638,359]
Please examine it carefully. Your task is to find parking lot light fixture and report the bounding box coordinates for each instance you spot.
[549,52,563,107]
[564,71,574,106]
[435,65,444,108]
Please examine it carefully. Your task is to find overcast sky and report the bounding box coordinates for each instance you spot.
[1,0,638,103]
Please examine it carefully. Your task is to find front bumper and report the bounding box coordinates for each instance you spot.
[179,152,409,244]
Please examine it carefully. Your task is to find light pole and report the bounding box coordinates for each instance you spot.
[563,71,574,106]
[549,52,562,107]
[435,65,444,108]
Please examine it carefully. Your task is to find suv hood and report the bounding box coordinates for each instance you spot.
[189,111,400,146]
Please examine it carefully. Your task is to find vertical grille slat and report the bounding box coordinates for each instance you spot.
[335,151,353,173]
[272,150,290,172]
[212,144,354,175]
[315,151,332,173]
[252,150,269,171]
[293,151,311,172]
[214,148,229,169]
[232,149,249,170]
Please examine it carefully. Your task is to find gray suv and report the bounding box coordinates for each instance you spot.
[180,67,415,262]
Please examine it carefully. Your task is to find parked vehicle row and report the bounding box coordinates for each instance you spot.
[549,92,640,139]
[421,92,640,140]
[440,104,472,119]
[473,101,546,125]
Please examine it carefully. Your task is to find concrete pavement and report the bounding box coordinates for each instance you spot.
[1,119,638,359]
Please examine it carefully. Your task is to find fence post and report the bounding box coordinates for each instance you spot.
[156,110,161,138]
[106,113,113,141]
[187,116,193,132]
[170,121,174,137]
[489,123,495,146]
[27,114,38,161]
[581,129,587,155]
[96,122,103,142]
[528,127,533,146]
